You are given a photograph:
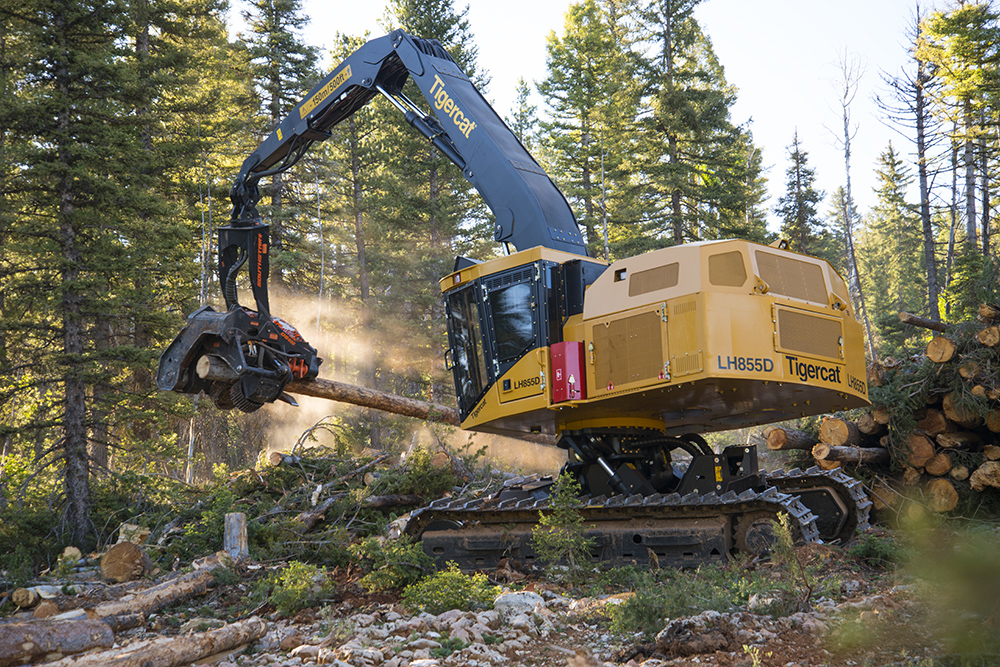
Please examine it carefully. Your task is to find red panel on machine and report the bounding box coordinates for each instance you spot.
[551,341,586,402]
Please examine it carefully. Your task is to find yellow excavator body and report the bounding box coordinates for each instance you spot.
[442,239,869,440]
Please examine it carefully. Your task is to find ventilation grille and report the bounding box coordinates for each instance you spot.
[672,352,703,377]
[629,263,679,296]
[756,251,827,303]
[708,251,747,287]
[777,308,842,360]
[485,267,532,291]
[594,311,663,388]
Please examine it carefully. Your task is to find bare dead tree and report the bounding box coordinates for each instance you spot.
[832,51,878,361]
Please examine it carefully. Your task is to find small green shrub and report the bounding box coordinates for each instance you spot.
[847,532,904,569]
[402,562,499,614]
[431,635,469,658]
[349,536,433,591]
[254,561,331,616]
[531,472,595,582]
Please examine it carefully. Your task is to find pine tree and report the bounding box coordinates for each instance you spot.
[775,132,826,257]
[639,0,761,247]
[240,0,320,288]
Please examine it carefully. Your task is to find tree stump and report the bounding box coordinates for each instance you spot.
[926,336,957,363]
[925,478,959,513]
[224,513,249,562]
[101,542,154,583]
[818,418,861,446]
[765,427,817,451]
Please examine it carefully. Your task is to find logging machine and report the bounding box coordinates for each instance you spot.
[158,31,872,568]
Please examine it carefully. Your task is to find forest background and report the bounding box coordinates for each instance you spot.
[2,0,999,549]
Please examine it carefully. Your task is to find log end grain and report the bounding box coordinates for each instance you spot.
[970,461,1000,491]
[926,478,959,513]
[100,542,154,583]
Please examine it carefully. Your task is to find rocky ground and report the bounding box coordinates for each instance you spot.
[19,538,955,667]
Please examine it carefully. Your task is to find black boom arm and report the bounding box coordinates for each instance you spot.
[224,31,587,313]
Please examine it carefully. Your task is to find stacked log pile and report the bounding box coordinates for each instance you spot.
[766,306,1000,515]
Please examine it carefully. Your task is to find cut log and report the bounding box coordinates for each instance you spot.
[978,303,1000,320]
[970,461,1000,491]
[86,558,225,619]
[287,376,557,445]
[950,465,970,481]
[959,361,980,379]
[916,409,953,437]
[867,363,885,388]
[293,493,345,534]
[765,427,817,451]
[924,452,953,476]
[977,326,1000,347]
[987,410,1000,434]
[872,406,892,425]
[818,418,861,447]
[101,542,154,583]
[926,335,957,363]
[814,458,841,470]
[42,617,266,667]
[33,600,60,618]
[268,452,302,467]
[942,392,982,429]
[902,466,923,486]
[0,619,114,667]
[224,513,249,562]
[12,588,40,609]
[856,412,886,436]
[936,431,980,449]
[972,385,987,398]
[811,443,889,464]
[899,311,949,332]
[869,479,901,511]
[903,433,936,468]
[925,478,959,513]
[985,444,1000,460]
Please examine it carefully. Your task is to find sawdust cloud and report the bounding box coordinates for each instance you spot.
[252,289,566,476]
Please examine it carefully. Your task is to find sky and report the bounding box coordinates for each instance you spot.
[233,0,929,230]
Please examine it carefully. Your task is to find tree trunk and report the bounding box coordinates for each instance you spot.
[55,9,91,548]
[84,561,224,619]
[964,99,977,248]
[915,53,940,321]
[41,617,266,667]
[224,513,248,561]
[764,427,816,451]
[0,619,113,667]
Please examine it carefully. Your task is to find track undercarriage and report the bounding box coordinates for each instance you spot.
[403,431,871,571]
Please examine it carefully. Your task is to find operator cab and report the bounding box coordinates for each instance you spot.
[443,250,607,419]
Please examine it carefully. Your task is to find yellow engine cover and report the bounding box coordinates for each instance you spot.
[444,240,869,439]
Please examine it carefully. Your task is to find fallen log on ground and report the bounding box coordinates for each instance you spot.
[0,619,113,667]
[286,377,558,446]
[42,617,266,667]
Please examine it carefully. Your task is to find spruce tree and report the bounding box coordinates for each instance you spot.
[775,132,826,257]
